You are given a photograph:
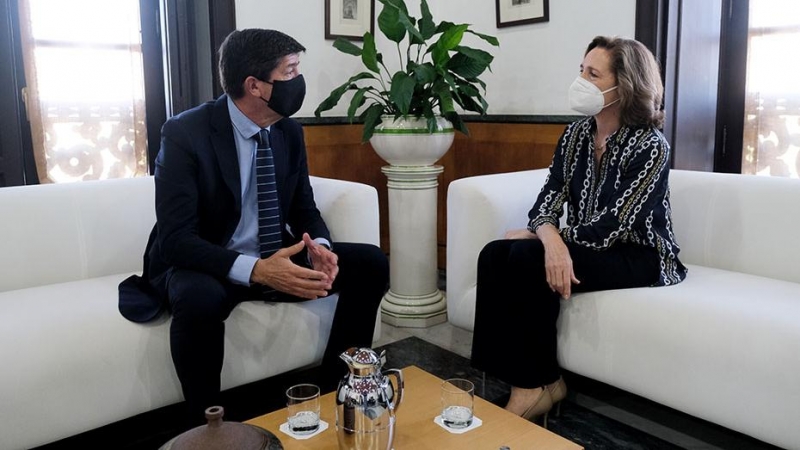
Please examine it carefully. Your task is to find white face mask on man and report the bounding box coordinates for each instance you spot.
[568,76,619,116]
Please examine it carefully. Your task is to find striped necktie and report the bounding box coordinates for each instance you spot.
[255,128,282,259]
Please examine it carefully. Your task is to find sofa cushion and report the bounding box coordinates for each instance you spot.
[558,264,800,449]
[669,170,800,284]
[0,273,338,450]
[0,178,155,294]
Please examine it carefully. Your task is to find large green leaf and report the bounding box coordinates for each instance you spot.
[413,63,437,85]
[455,80,479,97]
[360,103,386,142]
[390,72,416,115]
[333,38,363,56]
[395,9,423,44]
[447,47,494,79]
[431,45,450,67]
[454,84,488,114]
[437,24,468,51]
[362,33,380,73]
[466,29,500,47]
[435,21,455,34]
[432,80,454,114]
[377,0,406,43]
[419,0,436,40]
[448,53,487,79]
[314,72,376,116]
[469,76,487,90]
[422,103,435,123]
[442,72,458,91]
[477,91,488,112]
[453,89,483,113]
[379,0,408,14]
[444,111,469,135]
[315,93,347,117]
[455,46,494,66]
[347,87,369,120]
[407,83,432,116]
[426,115,439,134]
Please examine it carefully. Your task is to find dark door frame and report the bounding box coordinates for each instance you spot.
[714,0,748,174]
[209,0,236,99]
[0,0,36,187]
[141,0,168,175]
[636,0,749,173]
[152,0,235,169]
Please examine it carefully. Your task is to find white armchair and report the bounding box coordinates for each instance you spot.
[445,168,800,450]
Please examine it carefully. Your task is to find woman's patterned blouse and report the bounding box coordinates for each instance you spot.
[527,117,687,286]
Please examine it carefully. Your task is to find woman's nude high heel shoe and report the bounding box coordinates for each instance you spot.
[546,377,567,416]
[521,388,554,428]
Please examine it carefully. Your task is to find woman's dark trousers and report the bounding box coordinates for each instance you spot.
[471,239,660,389]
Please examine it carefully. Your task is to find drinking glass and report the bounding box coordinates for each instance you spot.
[441,378,474,429]
[286,383,320,435]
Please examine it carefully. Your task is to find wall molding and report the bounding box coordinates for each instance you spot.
[296,114,581,126]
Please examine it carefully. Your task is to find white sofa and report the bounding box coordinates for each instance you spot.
[0,175,381,450]
[447,168,800,450]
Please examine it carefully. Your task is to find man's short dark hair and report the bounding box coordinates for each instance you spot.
[218,29,306,99]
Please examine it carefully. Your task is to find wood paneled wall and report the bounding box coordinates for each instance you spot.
[303,122,567,268]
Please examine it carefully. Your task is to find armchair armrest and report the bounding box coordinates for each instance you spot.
[310,176,382,341]
[446,169,551,331]
[310,176,380,247]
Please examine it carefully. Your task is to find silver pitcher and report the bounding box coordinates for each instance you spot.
[335,347,404,450]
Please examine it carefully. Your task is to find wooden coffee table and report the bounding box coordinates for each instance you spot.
[245,365,582,449]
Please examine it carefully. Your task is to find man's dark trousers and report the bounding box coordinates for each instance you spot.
[163,242,388,420]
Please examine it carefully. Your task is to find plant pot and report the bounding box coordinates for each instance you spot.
[369,115,454,167]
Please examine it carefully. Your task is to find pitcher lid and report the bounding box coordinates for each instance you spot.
[341,347,386,374]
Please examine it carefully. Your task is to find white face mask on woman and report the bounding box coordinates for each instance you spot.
[568,76,619,116]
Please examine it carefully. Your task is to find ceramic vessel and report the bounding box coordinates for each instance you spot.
[369,115,454,167]
[159,406,283,450]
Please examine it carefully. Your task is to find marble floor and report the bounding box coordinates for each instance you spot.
[374,319,782,450]
[373,319,473,359]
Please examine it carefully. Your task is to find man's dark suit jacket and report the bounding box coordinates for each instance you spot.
[119,95,331,323]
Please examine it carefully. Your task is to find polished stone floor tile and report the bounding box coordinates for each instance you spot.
[374,320,473,358]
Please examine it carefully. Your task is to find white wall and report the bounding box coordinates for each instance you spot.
[235,0,636,117]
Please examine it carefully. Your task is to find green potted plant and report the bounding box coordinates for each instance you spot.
[314,0,499,166]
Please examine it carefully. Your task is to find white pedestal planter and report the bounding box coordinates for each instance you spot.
[380,165,446,327]
[371,116,453,328]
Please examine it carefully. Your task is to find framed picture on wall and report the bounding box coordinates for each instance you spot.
[325,0,375,40]
[496,0,549,28]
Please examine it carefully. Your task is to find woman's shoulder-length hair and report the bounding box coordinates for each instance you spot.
[587,36,665,129]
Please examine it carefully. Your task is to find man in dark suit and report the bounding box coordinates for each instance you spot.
[118,29,388,420]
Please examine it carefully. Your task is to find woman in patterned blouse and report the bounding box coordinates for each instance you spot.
[470,36,688,425]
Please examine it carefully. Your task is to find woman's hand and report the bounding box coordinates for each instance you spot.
[536,224,581,299]
[504,228,538,240]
